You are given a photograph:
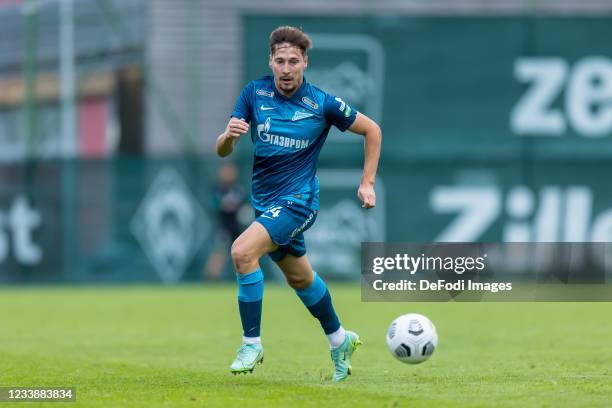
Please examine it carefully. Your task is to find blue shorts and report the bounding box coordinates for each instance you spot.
[255,200,318,262]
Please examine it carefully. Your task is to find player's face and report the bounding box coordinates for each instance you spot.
[269,44,308,97]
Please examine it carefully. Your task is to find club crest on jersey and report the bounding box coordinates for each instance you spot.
[301,96,319,110]
[291,111,314,121]
[256,117,310,149]
[256,89,274,97]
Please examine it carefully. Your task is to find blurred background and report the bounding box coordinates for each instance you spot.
[1,0,611,284]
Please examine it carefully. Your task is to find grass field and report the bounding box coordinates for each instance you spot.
[0,284,610,407]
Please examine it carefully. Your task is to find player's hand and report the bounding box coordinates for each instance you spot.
[358,183,376,209]
[225,118,249,140]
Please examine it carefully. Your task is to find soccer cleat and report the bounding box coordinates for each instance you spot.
[330,330,361,382]
[229,343,264,375]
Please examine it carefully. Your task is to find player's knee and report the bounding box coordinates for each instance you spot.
[286,274,310,290]
[231,241,255,271]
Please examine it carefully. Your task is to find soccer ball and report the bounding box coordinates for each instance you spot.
[386,313,438,364]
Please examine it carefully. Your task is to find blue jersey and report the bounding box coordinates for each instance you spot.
[231,75,357,212]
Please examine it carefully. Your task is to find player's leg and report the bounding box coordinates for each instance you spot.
[275,254,343,341]
[229,221,277,374]
[275,252,361,381]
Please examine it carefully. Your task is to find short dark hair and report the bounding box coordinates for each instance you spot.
[269,26,312,56]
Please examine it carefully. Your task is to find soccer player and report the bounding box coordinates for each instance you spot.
[215,26,382,381]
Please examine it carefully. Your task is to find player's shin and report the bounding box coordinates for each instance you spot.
[294,271,345,348]
[236,268,264,343]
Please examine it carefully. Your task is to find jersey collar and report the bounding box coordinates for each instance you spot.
[271,75,308,102]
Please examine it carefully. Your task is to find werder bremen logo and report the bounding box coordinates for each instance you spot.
[131,166,209,283]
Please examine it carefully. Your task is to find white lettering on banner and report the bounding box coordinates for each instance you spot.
[511,58,567,135]
[511,56,612,137]
[431,185,612,242]
[430,187,500,242]
[0,195,42,265]
[566,57,612,136]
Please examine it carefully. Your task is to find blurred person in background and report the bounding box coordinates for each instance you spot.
[215,26,382,381]
[204,162,248,280]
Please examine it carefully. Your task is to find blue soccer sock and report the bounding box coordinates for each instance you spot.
[236,268,264,340]
[295,271,342,339]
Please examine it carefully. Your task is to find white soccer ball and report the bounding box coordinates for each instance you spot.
[386,313,438,364]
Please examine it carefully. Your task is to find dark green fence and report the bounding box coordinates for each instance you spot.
[0,158,218,284]
[3,156,612,283]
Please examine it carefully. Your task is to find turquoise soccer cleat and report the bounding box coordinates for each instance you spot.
[330,330,361,382]
[229,343,264,375]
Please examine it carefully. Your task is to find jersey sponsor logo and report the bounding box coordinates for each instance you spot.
[301,96,319,110]
[256,89,274,97]
[256,118,310,149]
[291,110,314,121]
[260,104,276,111]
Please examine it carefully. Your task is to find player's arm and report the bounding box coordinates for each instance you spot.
[348,112,382,209]
[218,81,253,157]
[216,117,249,157]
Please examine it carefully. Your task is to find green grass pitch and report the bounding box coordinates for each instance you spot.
[1,284,610,407]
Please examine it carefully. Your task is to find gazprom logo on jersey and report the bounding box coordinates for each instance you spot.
[257,117,310,149]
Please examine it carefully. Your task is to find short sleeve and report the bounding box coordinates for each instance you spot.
[323,94,358,132]
[231,82,254,123]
